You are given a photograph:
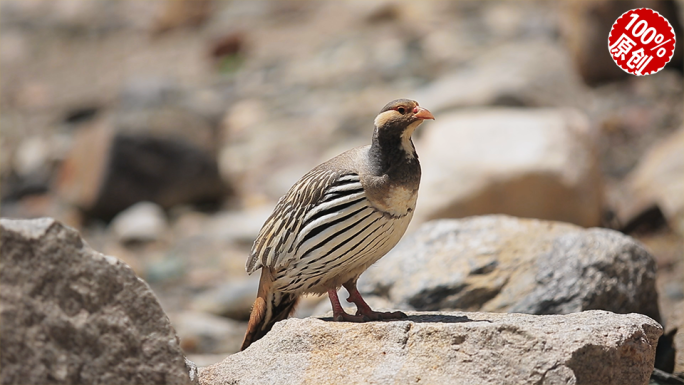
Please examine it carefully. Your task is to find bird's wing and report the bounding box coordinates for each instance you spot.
[246,169,366,274]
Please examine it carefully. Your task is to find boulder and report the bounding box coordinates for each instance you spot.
[56,77,230,221]
[413,108,603,228]
[359,216,660,323]
[616,127,684,236]
[57,117,228,220]
[0,218,192,384]
[200,310,662,385]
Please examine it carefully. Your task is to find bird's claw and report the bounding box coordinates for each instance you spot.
[333,312,370,322]
[356,309,407,321]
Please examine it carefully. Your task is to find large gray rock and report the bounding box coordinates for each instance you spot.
[412,108,603,228]
[200,310,662,385]
[360,216,660,323]
[0,218,193,384]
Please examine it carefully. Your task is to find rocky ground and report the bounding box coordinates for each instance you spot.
[0,217,666,384]
[1,1,683,384]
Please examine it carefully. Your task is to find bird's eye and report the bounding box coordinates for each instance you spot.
[396,107,405,114]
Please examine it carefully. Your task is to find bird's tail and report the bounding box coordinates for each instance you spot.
[240,268,299,351]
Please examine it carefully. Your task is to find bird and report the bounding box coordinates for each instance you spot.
[240,99,434,350]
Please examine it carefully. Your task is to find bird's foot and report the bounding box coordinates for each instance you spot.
[328,288,370,322]
[332,311,370,323]
[355,309,407,321]
[343,281,408,321]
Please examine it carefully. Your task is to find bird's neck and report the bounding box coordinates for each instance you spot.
[369,126,419,176]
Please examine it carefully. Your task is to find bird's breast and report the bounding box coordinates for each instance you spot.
[373,185,418,217]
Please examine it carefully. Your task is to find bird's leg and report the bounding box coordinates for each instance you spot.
[327,289,369,322]
[343,280,407,321]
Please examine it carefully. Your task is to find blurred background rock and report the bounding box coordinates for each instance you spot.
[0,0,682,371]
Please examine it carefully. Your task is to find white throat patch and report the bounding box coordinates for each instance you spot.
[401,120,422,158]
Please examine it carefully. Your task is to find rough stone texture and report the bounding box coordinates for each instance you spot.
[0,218,192,384]
[200,310,662,385]
[617,127,684,236]
[412,108,603,228]
[185,358,199,385]
[360,216,660,323]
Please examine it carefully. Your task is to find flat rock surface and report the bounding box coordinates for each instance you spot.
[0,218,192,384]
[200,310,662,385]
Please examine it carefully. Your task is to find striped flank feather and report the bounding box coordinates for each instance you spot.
[247,170,363,273]
[246,169,413,295]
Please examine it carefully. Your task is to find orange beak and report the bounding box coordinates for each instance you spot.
[413,106,435,120]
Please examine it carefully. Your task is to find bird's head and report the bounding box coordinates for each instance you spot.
[373,99,434,140]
